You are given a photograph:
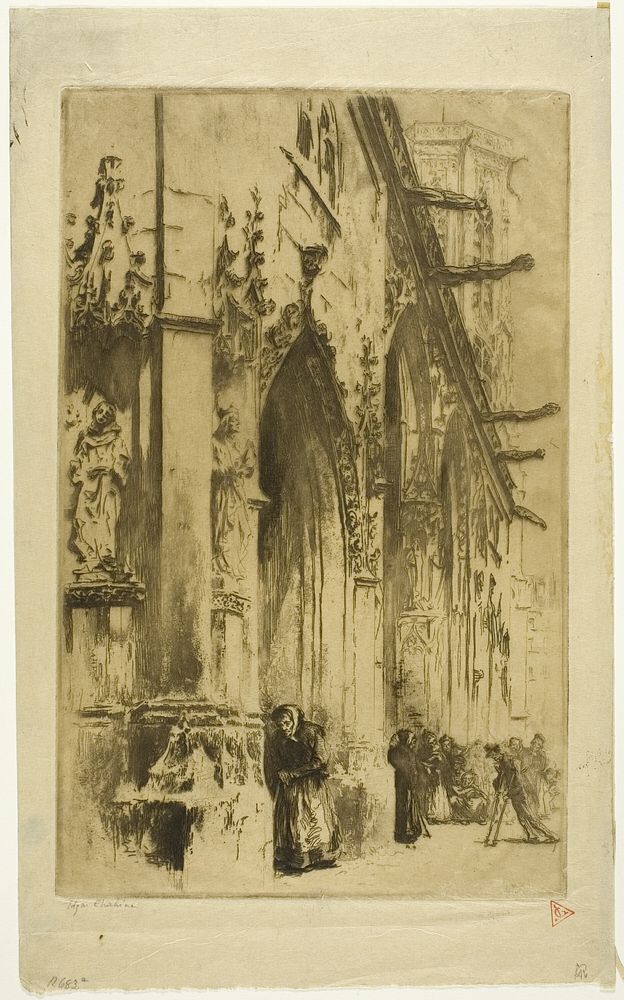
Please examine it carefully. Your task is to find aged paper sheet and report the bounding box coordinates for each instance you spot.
[11,6,613,992]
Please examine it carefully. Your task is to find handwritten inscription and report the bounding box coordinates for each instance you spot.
[575,964,588,981]
[67,899,137,917]
[46,977,87,990]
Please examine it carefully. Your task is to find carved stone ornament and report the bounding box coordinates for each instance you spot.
[260,301,304,394]
[353,336,384,577]
[385,207,419,329]
[212,590,251,617]
[298,243,329,313]
[469,466,489,563]
[300,243,329,282]
[299,323,369,576]
[64,579,146,608]
[428,352,457,437]
[355,337,383,493]
[213,188,276,369]
[261,239,334,396]
[403,436,438,506]
[400,499,445,614]
[66,155,152,340]
[335,428,366,574]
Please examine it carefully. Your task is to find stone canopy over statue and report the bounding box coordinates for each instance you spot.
[211,402,256,586]
[70,400,131,581]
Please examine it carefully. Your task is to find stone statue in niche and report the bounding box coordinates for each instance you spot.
[70,400,130,580]
[212,403,256,585]
[404,541,444,613]
[402,503,444,613]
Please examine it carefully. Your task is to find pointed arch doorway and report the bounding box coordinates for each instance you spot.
[258,322,350,741]
[384,303,449,735]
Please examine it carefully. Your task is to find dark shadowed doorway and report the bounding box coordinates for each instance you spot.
[259,323,349,738]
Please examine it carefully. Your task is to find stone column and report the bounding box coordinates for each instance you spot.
[241,493,267,715]
[352,575,379,744]
[211,591,250,710]
[159,316,216,699]
[335,574,394,855]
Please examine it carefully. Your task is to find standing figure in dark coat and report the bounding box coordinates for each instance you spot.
[264,705,342,873]
[388,730,430,845]
[484,744,559,846]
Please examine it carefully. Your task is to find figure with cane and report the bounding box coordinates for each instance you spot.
[484,744,558,846]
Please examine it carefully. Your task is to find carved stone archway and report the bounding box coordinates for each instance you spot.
[384,303,448,733]
[258,318,363,742]
[440,410,472,741]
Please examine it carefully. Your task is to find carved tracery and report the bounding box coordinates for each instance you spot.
[66,155,152,343]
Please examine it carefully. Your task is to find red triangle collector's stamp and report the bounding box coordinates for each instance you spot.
[550,900,575,927]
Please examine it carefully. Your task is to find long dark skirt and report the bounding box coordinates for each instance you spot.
[274,773,342,870]
[394,777,427,844]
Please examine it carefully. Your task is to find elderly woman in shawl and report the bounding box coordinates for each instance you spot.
[264,705,342,873]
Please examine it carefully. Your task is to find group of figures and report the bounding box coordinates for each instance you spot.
[388,728,560,847]
[262,705,560,876]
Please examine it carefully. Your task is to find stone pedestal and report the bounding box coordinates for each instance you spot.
[64,580,145,710]
[107,701,268,890]
[59,699,270,894]
[331,750,394,859]
[210,591,251,708]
